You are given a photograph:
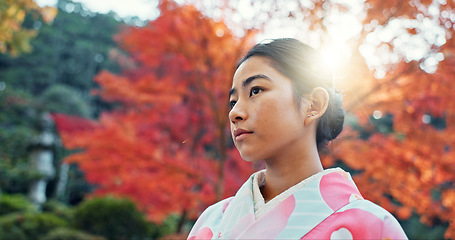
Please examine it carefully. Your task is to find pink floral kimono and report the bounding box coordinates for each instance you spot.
[188,168,407,239]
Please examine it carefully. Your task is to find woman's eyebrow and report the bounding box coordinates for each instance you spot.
[229,74,272,97]
[242,74,272,87]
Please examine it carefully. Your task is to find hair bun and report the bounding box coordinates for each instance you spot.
[316,89,345,150]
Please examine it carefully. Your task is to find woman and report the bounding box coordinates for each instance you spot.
[188,38,407,239]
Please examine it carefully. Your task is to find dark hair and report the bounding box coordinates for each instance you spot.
[238,38,345,150]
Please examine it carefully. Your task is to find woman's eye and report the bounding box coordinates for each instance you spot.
[250,87,262,96]
[229,100,237,108]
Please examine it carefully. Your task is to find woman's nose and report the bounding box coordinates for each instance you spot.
[229,101,247,123]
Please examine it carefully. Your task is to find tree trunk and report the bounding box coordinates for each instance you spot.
[55,163,70,201]
[176,210,188,234]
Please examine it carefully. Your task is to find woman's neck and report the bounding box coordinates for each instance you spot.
[260,144,323,203]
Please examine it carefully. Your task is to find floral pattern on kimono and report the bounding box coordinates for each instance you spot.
[188,168,407,240]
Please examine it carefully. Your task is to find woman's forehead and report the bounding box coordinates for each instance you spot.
[232,57,274,83]
[230,56,295,97]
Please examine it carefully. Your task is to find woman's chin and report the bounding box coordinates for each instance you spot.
[239,152,263,163]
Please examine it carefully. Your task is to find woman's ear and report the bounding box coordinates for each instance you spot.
[304,87,329,126]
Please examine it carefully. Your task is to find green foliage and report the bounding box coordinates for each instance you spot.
[0,194,37,215]
[41,199,73,222]
[0,212,68,240]
[156,214,180,237]
[62,163,95,205]
[401,213,447,239]
[42,228,106,240]
[0,88,36,128]
[0,195,181,239]
[73,196,151,240]
[0,160,43,194]
[39,84,91,117]
[0,0,123,202]
[0,88,37,166]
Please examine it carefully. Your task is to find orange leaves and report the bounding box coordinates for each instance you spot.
[329,17,455,235]
[332,124,455,225]
[443,190,455,209]
[441,190,455,238]
[39,6,57,23]
[363,0,414,26]
[53,0,257,224]
[56,108,222,222]
[51,113,99,149]
[94,71,185,107]
[93,71,137,104]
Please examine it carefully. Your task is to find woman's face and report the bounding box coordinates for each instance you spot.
[229,56,310,162]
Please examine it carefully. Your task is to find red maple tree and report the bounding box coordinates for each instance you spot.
[317,0,455,238]
[54,0,256,223]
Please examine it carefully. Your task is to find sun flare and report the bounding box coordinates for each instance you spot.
[320,44,345,71]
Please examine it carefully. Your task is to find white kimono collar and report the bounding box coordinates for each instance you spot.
[252,168,343,219]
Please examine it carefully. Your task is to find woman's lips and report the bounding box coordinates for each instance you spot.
[234,129,253,141]
[236,132,252,141]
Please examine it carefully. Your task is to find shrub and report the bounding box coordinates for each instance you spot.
[156,214,180,237]
[0,212,67,240]
[0,194,36,216]
[42,199,73,222]
[39,84,91,117]
[42,228,106,240]
[73,196,151,240]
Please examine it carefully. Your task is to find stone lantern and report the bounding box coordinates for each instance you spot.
[28,112,56,208]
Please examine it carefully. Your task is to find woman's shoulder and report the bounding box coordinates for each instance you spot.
[343,199,397,219]
[302,199,408,239]
[340,199,408,238]
[201,197,234,217]
[187,197,234,239]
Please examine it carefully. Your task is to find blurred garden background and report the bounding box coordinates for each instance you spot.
[1,0,455,239]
